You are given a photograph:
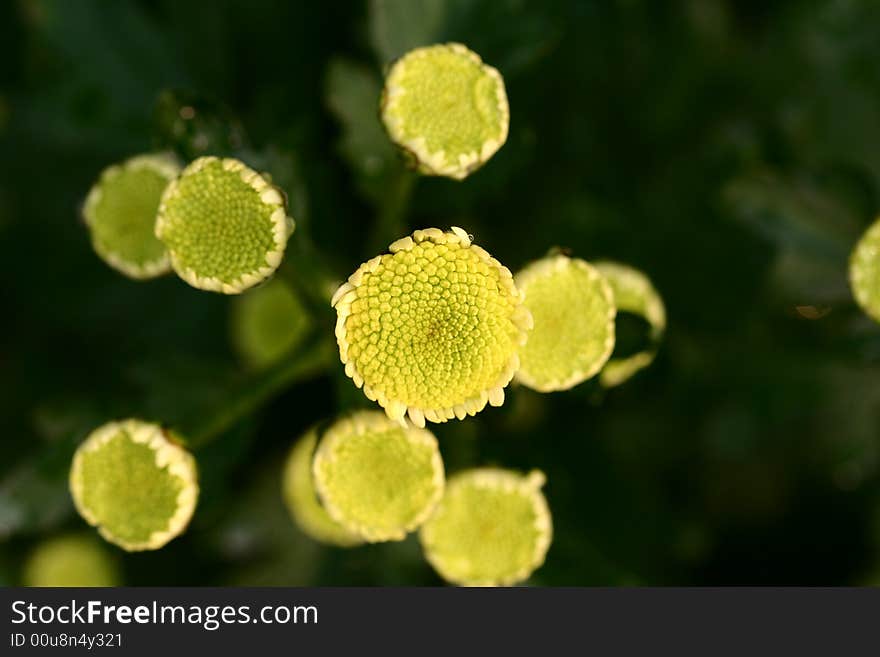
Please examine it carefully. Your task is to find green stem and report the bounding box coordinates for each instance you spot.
[368,168,417,255]
[185,331,335,449]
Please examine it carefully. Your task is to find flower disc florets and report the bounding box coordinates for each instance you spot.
[420,468,552,587]
[381,43,509,180]
[83,153,180,279]
[515,254,616,392]
[312,411,445,542]
[155,156,294,294]
[332,227,531,427]
[69,419,199,552]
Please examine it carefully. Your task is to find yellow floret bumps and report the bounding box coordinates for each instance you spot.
[155,156,295,294]
[515,254,616,391]
[331,227,532,427]
[69,419,199,551]
[83,153,180,279]
[312,411,444,542]
[420,468,552,586]
[381,43,509,180]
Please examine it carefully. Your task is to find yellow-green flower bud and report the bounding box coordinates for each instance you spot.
[83,153,180,279]
[23,533,120,587]
[231,278,311,369]
[595,261,666,387]
[381,43,509,180]
[281,429,363,547]
[420,468,552,587]
[515,254,615,392]
[850,217,880,323]
[312,411,444,542]
[331,227,531,426]
[155,156,294,294]
[69,419,199,551]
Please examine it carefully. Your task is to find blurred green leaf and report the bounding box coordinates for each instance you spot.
[325,58,400,204]
[369,0,448,65]
[0,437,78,539]
[369,0,559,76]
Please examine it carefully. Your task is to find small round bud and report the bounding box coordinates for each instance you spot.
[83,153,180,279]
[69,419,199,551]
[594,261,666,387]
[281,429,363,547]
[331,227,530,427]
[23,533,120,587]
[420,468,552,587]
[155,156,294,294]
[312,411,444,542]
[381,43,509,180]
[231,278,311,369]
[850,218,880,323]
[515,254,615,392]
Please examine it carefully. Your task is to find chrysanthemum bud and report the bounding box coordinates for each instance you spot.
[83,153,179,279]
[420,468,552,586]
[69,419,199,551]
[594,261,666,387]
[381,43,509,180]
[155,156,294,294]
[515,254,615,391]
[332,227,530,426]
[282,429,363,547]
[231,278,311,369]
[23,533,120,587]
[850,218,880,323]
[312,411,444,542]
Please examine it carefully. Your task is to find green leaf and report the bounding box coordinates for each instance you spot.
[325,58,400,203]
[369,0,449,65]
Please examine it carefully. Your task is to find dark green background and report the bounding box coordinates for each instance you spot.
[2,0,880,585]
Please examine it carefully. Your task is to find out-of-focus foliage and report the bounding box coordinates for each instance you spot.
[2,0,880,585]
[231,279,311,371]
